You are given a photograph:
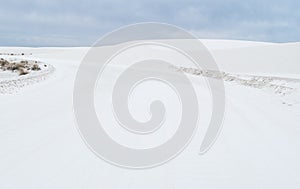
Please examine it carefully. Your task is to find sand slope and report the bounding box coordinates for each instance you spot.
[0,40,299,189]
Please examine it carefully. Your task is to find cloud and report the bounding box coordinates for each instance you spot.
[0,0,299,46]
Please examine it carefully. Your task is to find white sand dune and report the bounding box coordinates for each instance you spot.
[0,40,299,189]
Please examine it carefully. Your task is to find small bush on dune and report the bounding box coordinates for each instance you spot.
[7,63,18,71]
[16,63,25,70]
[0,59,9,67]
[20,60,28,64]
[31,64,41,71]
[18,68,29,76]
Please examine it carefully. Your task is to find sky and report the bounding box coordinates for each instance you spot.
[0,0,299,46]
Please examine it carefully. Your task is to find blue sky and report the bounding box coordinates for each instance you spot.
[0,0,299,46]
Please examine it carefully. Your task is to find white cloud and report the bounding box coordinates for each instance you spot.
[0,0,299,46]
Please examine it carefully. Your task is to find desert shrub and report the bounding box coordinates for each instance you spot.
[0,59,9,66]
[18,68,29,76]
[31,64,41,71]
[7,63,17,71]
[20,60,28,64]
[16,63,25,70]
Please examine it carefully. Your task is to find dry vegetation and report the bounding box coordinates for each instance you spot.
[178,67,297,96]
[0,58,41,76]
[0,52,31,56]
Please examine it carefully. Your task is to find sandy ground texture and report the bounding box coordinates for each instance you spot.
[0,40,300,189]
